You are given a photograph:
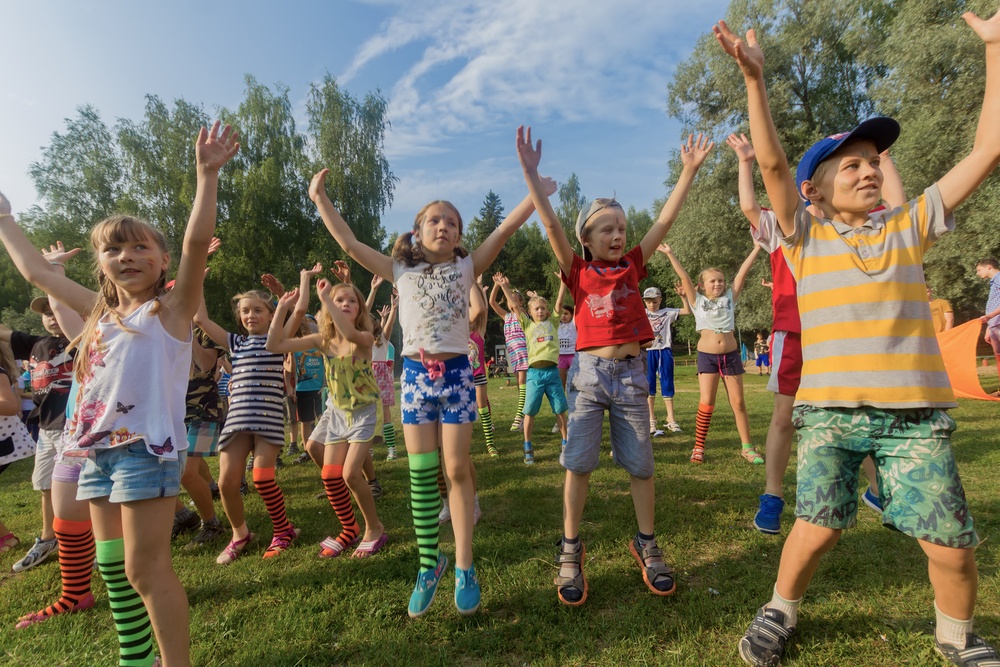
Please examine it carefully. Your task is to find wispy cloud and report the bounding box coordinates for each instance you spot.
[343,0,720,159]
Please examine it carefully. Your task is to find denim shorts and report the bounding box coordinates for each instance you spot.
[524,365,568,417]
[560,353,654,478]
[793,405,977,548]
[77,441,185,504]
[400,356,477,425]
[988,325,1000,356]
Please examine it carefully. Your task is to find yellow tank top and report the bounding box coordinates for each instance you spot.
[325,354,380,411]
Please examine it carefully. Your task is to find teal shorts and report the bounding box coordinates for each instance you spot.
[794,405,977,548]
[524,365,568,417]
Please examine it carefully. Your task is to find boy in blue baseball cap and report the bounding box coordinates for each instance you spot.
[716,7,1000,667]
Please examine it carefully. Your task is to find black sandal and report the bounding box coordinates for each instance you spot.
[554,538,588,606]
[629,536,676,596]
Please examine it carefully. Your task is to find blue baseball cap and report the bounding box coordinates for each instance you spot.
[795,116,900,199]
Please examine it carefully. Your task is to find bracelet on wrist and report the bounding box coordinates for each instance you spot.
[49,261,64,267]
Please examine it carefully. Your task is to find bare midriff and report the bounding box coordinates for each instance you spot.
[697,330,737,355]
[579,341,641,359]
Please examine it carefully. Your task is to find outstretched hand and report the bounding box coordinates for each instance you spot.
[390,289,399,308]
[207,237,222,256]
[377,304,391,321]
[277,290,298,310]
[330,260,352,284]
[713,21,764,80]
[964,8,1000,43]
[656,243,673,256]
[309,169,330,204]
[261,273,286,297]
[196,121,240,172]
[726,133,756,162]
[515,125,542,174]
[316,278,333,300]
[539,176,557,197]
[493,272,508,287]
[41,241,82,266]
[302,262,323,280]
[680,133,715,170]
[371,274,384,290]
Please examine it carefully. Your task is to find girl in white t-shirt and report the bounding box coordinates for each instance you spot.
[309,167,553,619]
[0,122,238,667]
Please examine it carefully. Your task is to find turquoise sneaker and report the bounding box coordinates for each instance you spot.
[408,552,448,618]
[455,563,481,615]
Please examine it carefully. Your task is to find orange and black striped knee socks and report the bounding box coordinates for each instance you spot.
[253,467,291,534]
[40,517,95,617]
[322,464,359,546]
[694,402,715,453]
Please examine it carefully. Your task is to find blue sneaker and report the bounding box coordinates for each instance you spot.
[408,552,449,618]
[524,442,534,466]
[454,563,481,615]
[753,494,785,535]
[861,487,883,514]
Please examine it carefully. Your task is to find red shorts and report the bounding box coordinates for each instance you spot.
[767,331,801,396]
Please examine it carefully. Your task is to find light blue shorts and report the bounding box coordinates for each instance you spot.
[77,441,185,503]
[524,365,568,416]
[560,353,653,478]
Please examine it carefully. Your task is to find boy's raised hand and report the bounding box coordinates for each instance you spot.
[726,133,756,162]
[680,133,715,170]
[656,243,673,256]
[309,169,331,204]
[713,21,764,80]
[515,125,542,174]
[41,241,81,266]
[196,121,240,172]
[964,8,1000,43]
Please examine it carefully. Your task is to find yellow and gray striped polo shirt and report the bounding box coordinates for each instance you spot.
[780,185,956,409]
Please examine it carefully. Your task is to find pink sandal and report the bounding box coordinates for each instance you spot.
[319,534,360,558]
[216,532,255,565]
[0,532,20,553]
[352,533,389,559]
[263,525,300,559]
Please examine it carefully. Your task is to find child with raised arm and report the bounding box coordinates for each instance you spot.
[495,273,568,464]
[195,283,303,565]
[516,126,711,605]
[642,283,690,435]
[310,166,552,618]
[716,10,1000,664]
[726,133,898,534]
[489,278,529,430]
[0,122,238,667]
[664,242,763,464]
[268,279,388,558]
[469,276,498,458]
[367,275,400,460]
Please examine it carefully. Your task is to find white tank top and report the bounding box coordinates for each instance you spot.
[62,299,192,460]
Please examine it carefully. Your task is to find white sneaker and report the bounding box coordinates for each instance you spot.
[551,422,560,433]
[12,537,58,573]
[649,420,657,435]
[386,446,397,461]
[438,503,452,524]
[665,421,683,433]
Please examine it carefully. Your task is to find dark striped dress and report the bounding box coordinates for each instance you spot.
[219,334,285,447]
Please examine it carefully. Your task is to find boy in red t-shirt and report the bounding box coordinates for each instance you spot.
[516,125,712,605]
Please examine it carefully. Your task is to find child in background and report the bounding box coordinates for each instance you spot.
[310,165,550,618]
[662,242,763,464]
[0,121,239,667]
[517,125,712,605]
[557,303,577,391]
[196,284,302,565]
[0,341,36,553]
[367,274,400,461]
[717,11,1000,664]
[642,283,690,436]
[489,279,529,430]
[268,279,388,558]
[496,274,568,464]
[469,277,498,458]
[753,332,770,375]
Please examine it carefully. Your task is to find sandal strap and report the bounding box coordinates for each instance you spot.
[554,571,586,589]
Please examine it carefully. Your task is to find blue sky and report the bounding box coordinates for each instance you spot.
[1,0,730,238]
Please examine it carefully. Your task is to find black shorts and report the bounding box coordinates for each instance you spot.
[696,349,745,376]
[295,390,323,423]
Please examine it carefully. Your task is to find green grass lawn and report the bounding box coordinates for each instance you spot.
[2,364,999,666]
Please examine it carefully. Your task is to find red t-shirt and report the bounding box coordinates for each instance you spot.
[752,209,800,334]
[564,246,653,349]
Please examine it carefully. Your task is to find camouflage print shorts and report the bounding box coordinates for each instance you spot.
[794,405,977,549]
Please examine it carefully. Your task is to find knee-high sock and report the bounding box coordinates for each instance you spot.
[515,384,527,420]
[253,466,291,534]
[436,459,448,500]
[479,407,495,449]
[322,464,359,546]
[38,518,95,617]
[96,538,154,667]
[694,402,715,451]
[384,423,396,449]
[409,450,442,572]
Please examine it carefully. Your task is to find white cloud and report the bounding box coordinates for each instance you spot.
[343,0,723,159]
